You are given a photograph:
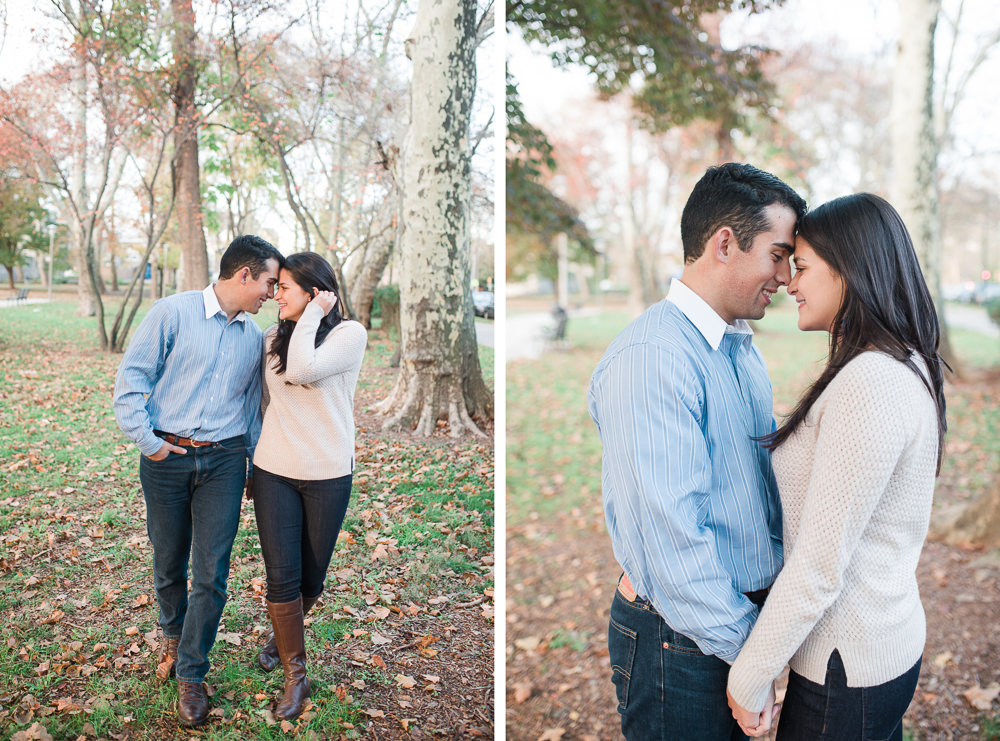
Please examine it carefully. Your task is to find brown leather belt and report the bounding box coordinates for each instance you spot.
[156,431,215,448]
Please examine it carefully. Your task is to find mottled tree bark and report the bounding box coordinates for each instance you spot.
[171,0,209,291]
[890,0,958,371]
[375,0,492,437]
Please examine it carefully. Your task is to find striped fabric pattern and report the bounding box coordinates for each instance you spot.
[113,286,263,462]
[588,286,783,663]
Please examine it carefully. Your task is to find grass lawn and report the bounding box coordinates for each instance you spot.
[0,297,495,740]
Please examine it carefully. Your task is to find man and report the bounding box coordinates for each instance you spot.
[587,164,807,740]
[114,235,282,726]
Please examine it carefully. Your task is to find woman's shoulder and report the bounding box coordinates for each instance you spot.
[329,320,368,340]
[830,351,932,407]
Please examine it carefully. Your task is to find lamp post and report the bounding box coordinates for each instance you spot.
[47,224,56,302]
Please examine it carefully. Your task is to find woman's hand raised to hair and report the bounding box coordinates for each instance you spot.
[311,289,338,317]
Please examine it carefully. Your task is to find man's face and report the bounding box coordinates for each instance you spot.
[724,204,796,322]
[240,258,280,314]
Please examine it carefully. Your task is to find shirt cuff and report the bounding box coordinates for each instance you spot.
[137,430,163,457]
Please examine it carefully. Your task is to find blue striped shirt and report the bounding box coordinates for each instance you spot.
[587,280,783,662]
[113,285,263,466]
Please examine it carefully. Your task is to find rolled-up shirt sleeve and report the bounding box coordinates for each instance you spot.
[243,347,263,477]
[590,343,757,662]
[113,300,176,456]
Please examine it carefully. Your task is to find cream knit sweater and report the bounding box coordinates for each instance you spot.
[728,351,939,713]
[253,303,367,480]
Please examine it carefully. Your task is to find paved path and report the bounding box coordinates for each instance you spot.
[506,307,603,363]
[475,320,494,348]
[945,304,999,338]
[0,297,51,309]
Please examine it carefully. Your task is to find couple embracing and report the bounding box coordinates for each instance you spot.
[589,164,946,740]
[113,236,367,726]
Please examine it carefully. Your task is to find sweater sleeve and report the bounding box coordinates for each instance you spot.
[284,303,367,385]
[728,357,917,712]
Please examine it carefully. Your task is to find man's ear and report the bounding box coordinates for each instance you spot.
[713,226,737,264]
[240,267,251,284]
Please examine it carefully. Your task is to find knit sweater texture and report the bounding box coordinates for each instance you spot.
[728,351,939,713]
[253,302,367,480]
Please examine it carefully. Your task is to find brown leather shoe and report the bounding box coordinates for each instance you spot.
[177,680,209,727]
[267,596,311,721]
[258,593,320,672]
[157,634,180,680]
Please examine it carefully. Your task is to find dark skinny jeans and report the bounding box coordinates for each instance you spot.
[252,467,352,604]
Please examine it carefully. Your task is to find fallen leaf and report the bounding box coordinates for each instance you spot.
[10,721,53,741]
[155,658,174,681]
[371,632,391,646]
[41,611,64,625]
[261,709,278,725]
[514,636,541,652]
[372,655,387,670]
[932,651,953,669]
[364,708,386,718]
[513,682,533,704]
[280,720,295,733]
[395,674,416,689]
[351,679,366,690]
[538,729,565,741]
[124,626,139,636]
[220,632,242,646]
[372,606,390,620]
[400,718,417,732]
[130,594,149,609]
[419,648,438,658]
[372,543,389,561]
[963,683,1000,711]
[421,674,441,683]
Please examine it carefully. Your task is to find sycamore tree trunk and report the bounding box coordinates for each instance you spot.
[890,0,958,372]
[172,0,209,292]
[375,0,492,437]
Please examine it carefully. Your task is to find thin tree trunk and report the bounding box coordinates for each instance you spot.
[350,236,394,328]
[172,0,209,292]
[70,9,96,317]
[890,0,959,373]
[375,0,491,437]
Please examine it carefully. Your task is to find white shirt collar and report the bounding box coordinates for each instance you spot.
[666,278,752,351]
[203,284,246,323]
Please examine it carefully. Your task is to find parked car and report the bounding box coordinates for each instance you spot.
[472,291,494,319]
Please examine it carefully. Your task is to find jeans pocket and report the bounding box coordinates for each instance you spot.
[609,616,637,712]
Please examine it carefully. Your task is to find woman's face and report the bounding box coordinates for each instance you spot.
[274,269,312,323]
[788,237,845,332]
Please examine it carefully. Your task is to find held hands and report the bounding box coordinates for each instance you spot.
[147,440,186,461]
[727,683,780,738]
[311,288,338,316]
[243,476,253,501]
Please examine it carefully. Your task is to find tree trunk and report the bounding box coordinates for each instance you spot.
[890,0,959,372]
[928,474,1000,551]
[375,0,491,437]
[350,237,394,329]
[172,0,209,292]
[71,14,96,318]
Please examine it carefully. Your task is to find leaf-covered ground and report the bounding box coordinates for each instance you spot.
[506,301,1000,741]
[0,297,495,741]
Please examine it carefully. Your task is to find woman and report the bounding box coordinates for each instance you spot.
[726,193,947,740]
[252,251,367,721]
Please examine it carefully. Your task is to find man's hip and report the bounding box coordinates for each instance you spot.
[608,584,748,741]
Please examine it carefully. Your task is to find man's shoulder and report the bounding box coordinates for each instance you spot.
[597,300,706,369]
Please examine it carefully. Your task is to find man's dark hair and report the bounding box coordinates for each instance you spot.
[680,163,807,264]
[219,234,284,280]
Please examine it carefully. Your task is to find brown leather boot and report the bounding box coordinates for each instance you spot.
[177,680,209,726]
[267,596,311,721]
[258,593,320,672]
[157,634,180,681]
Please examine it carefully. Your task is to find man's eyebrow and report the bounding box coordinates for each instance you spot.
[773,241,794,252]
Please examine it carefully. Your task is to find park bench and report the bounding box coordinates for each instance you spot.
[6,288,29,306]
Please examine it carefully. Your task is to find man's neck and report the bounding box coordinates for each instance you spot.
[677,269,734,325]
[212,281,243,321]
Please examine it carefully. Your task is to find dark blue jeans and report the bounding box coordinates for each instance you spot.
[252,467,352,604]
[776,650,921,741]
[609,585,761,741]
[139,436,246,684]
